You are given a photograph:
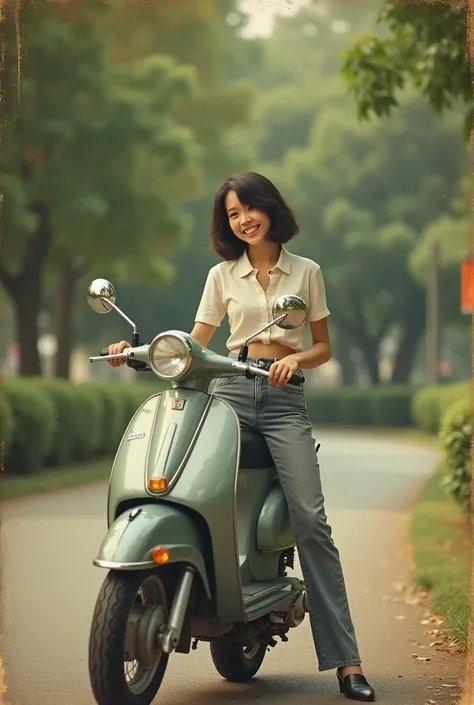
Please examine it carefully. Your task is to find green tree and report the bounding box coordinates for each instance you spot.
[238,1,380,164]
[54,0,257,377]
[341,0,471,135]
[101,0,256,179]
[409,174,470,327]
[266,97,466,384]
[340,0,471,382]
[1,0,199,377]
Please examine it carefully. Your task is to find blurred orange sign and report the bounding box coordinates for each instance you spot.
[461,258,474,314]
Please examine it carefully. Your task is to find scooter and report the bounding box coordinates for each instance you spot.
[86,278,312,705]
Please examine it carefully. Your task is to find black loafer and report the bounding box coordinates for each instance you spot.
[337,669,376,701]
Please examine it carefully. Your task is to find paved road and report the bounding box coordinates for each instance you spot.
[2,430,450,705]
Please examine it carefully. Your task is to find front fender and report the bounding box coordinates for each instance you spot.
[93,503,211,599]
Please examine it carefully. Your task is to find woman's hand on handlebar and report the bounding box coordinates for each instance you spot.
[268,354,299,387]
[107,340,130,367]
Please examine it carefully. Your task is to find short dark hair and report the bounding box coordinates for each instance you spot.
[209,171,299,260]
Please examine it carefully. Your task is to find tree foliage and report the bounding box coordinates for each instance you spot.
[1,0,255,376]
[267,96,466,383]
[101,0,256,179]
[340,0,471,382]
[341,0,472,135]
[1,0,202,375]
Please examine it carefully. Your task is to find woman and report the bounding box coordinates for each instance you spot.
[107,171,376,702]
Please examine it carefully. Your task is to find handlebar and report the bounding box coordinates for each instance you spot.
[93,347,150,372]
[91,350,303,386]
[241,363,303,387]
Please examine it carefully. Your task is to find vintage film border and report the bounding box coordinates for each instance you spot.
[0,0,472,703]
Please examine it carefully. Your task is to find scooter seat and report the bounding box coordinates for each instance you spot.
[239,430,275,469]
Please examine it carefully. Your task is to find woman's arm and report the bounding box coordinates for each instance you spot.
[191,266,224,349]
[268,317,331,386]
[291,263,332,370]
[293,317,331,369]
[190,322,217,349]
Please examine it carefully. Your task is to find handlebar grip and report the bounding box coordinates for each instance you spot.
[287,373,303,386]
[100,348,110,356]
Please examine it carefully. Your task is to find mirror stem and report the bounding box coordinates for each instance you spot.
[238,344,249,363]
[131,331,140,348]
[238,313,287,362]
[99,297,138,336]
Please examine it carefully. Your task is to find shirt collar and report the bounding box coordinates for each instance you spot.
[238,246,291,277]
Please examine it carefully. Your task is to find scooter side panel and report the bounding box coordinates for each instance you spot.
[94,503,211,598]
[107,389,210,527]
[256,483,295,552]
[163,398,244,623]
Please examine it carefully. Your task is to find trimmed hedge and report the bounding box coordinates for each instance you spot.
[439,397,472,513]
[304,388,341,425]
[411,382,470,434]
[1,376,168,475]
[3,378,57,474]
[372,385,415,427]
[1,375,470,477]
[305,384,415,427]
[0,391,15,461]
[39,379,78,467]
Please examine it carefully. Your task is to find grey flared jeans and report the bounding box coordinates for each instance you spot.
[212,356,361,672]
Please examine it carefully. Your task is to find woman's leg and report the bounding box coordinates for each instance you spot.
[257,377,361,672]
[212,372,374,695]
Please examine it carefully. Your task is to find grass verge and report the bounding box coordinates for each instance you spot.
[2,458,113,500]
[410,462,471,648]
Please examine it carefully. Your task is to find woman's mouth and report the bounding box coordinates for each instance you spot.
[243,224,260,236]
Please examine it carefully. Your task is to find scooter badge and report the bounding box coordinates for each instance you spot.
[171,398,186,410]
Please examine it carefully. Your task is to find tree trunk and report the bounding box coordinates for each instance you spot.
[335,329,358,386]
[11,286,42,376]
[53,258,85,379]
[390,326,423,384]
[359,339,381,386]
[391,286,426,384]
[337,325,381,386]
[335,294,395,387]
[0,204,52,376]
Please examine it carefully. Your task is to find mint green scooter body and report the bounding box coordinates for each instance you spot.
[95,381,297,626]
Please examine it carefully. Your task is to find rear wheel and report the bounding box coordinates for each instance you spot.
[210,641,267,682]
[89,571,169,705]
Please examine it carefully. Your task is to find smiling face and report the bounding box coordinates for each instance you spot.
[224,190,271,248]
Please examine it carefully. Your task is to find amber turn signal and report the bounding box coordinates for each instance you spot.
[148,477,168,491]
[152,546,171,565]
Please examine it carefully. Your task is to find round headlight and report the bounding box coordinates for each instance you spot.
[148,332,192,380]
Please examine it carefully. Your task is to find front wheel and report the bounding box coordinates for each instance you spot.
[210,641,267,682]
[88,571,169,705]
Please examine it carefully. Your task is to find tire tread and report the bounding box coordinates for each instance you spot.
[88,572,168,705]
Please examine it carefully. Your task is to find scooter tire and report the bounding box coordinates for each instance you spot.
[210,641,267,682]
[88,570,169,705]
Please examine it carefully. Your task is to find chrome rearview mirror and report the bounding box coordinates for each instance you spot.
[272,294,308,330]
[238,294,308,362]
[87,278,116,314]
[86,278,139,336]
